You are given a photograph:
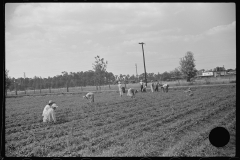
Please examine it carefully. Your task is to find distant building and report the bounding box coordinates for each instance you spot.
[213,70,227,77]
[197,66,228,78]
[202,72,214,77]
[226,69,236,75]
[213,66,227,77]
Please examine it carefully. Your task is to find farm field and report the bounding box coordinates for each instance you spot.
[5,84,236,157]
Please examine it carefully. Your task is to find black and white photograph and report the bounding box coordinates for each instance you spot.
[5,2,236,157]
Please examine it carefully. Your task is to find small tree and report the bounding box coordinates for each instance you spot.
[92,55,108,90]
[179,51,197,82]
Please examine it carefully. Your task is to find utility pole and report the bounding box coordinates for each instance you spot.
[139,42,147,86]
[135,63,138,82]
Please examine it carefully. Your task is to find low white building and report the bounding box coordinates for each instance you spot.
[202,72,214,76]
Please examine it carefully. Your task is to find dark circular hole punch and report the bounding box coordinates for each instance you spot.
[209,127,230,147]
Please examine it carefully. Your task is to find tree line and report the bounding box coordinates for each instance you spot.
[6,70,115,92]
[5,69,184,92]
[5,52,199,95]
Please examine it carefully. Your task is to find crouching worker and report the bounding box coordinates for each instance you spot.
[42,100,58,123]
[127,88,138,98]
[184,87,192,93]
[142,84,147,92]
[184,87,194,96]
[161,84,169,93]
[83,92,94,103]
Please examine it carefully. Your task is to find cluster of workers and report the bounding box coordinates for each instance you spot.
[42,80,193,123]
[118,79,170,98]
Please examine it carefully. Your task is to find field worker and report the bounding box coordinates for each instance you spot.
[161,84,169,93]
[154,80,159,92]
[127,88,138,98]
[150,80,155,92]
[184,87,194,96]
[42,101,58,123]
[142,83,147,92]
[121,86,125,93]
[140,80,144,92]
[42,100,55,117]
[83,92,94,103]
[184,87,192,93]
[118,81,123,97]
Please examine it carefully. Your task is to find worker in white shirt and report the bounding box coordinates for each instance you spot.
[83,92,94,103]
[42,100,58,123]
[150,80,155,92]
[118,81,123,97]
[42,100,54,117]
[127,88,138,98]
[161,84,169,93]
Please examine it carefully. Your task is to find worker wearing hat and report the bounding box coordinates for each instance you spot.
[127,88,138,98]
[83,92,94,103]
[42,100,58,123]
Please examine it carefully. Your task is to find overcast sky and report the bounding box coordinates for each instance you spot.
[5,3,236,79]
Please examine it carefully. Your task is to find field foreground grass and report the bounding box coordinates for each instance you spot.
[5,84,236,157]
